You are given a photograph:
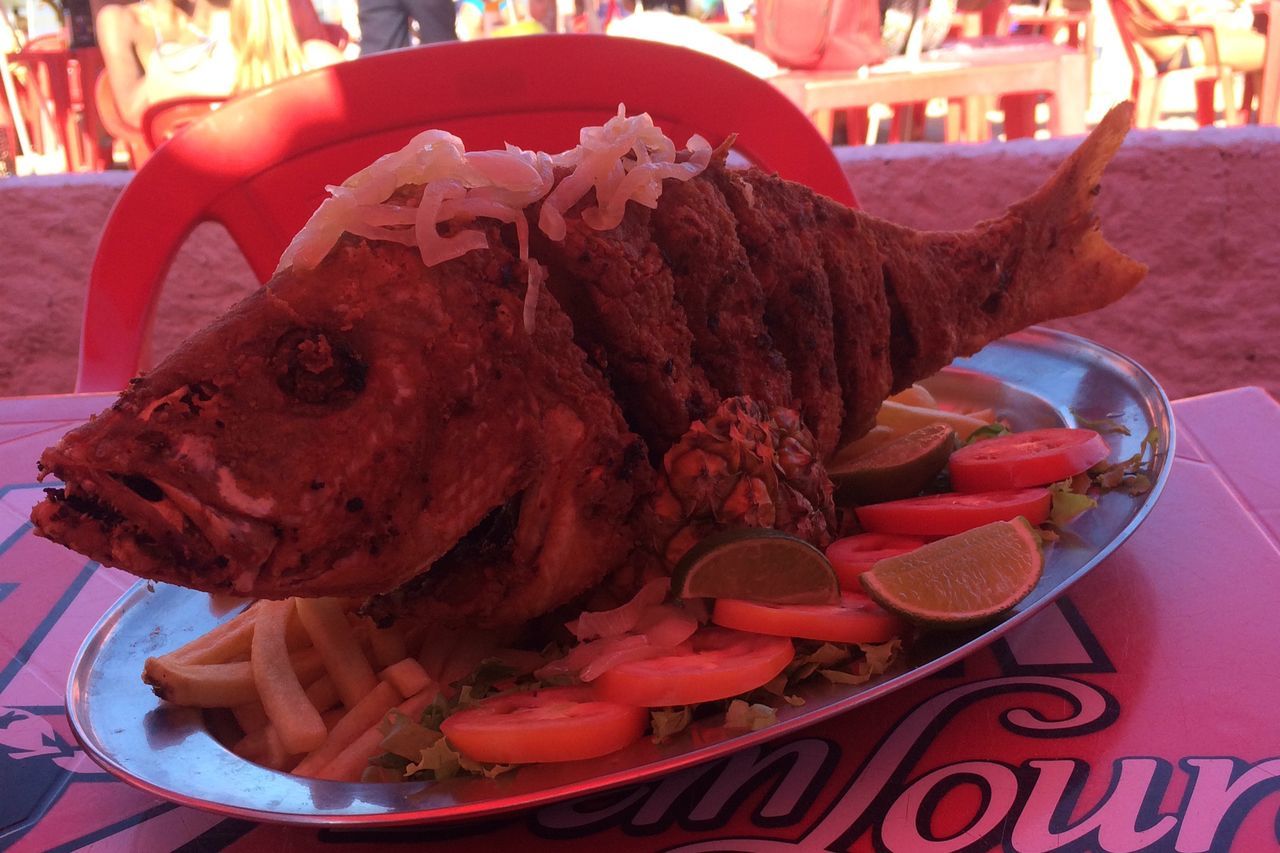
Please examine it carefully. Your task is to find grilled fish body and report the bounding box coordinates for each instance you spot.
[32,104,1145,627]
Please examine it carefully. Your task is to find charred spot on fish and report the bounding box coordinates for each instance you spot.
[1090,183,1102,197]
[272,329,367,407]
[346,497,365,513]
[498,264,516,288]
[661,358,675,376]
[117,474,164,502]
[620,439,648,481]
[309,480,325,490]
[706,313,721,332]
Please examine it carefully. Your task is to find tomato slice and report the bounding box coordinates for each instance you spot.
[826,533,927,587]
[949,428,1110,492]
[439,686,647,764]
[854,488,1051,536]
[593,628,793,707]
[712,590,904,644]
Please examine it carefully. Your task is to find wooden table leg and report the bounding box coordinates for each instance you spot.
[1260,0,1280,124]
[1048,51,1088,134]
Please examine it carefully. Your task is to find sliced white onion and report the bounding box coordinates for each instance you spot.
[568,578,669,642]
[277,107,714,329]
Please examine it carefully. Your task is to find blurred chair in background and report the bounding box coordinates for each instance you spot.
[1109,0,1263,125]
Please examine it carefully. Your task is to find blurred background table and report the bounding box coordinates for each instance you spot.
[771,38,1088,143]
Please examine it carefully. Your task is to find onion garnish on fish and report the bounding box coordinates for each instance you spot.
[278,106,713,333]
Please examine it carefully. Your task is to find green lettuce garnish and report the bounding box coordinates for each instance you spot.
[963,422,1012,445]
[1090,428,1160,495]
[1048,479,1098,526]
[1070,409,1132,436]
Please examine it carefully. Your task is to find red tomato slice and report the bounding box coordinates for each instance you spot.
[854,488,1051,536]
[712,591,904,644]
[826,533,927,587]
[439,686,647,764]
[593,628,793,707]
[949,428,1111,492]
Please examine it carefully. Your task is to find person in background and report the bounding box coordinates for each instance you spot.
[355,0,455,53]
[94,0,344,127]
[1131,0,1265,73]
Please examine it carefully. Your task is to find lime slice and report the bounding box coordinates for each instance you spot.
[829,422,956,505]
[672,528,840,605]
[859,518,1043,628]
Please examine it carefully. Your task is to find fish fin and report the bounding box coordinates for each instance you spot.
[998,100,1148,323]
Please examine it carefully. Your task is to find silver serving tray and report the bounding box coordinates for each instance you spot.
[66,327,1175,827]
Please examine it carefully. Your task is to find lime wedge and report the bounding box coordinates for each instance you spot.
[859,518,1044,629]
[829,423,956,505]
[672,528,840,605]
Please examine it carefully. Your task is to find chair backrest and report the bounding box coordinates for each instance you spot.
[141,95,223,149]
[1106,0,1157,89]
[79,34,856,392]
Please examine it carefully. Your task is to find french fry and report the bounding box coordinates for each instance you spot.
[165,605,257,665]
[305,675,340,714]
[143,658,259,707]
[369,624,408,668]
[379,658,432,698]
[314,688,439,782]
[144,644,324,708]
[252,599,327,755]
[231,700,269,735]
[295,597,378,708]
[292,680,401,778]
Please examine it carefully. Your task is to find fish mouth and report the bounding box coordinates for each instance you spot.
[32,461,278,594]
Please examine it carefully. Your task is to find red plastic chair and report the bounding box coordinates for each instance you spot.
[78,34,857,392]
[141,95,224,149]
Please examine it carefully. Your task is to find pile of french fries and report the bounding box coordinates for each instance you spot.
[144,597,457,782]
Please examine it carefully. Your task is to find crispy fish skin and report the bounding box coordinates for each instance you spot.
[31,104,1144,624]
[34,233,647,620]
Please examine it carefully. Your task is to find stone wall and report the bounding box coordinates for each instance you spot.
[1,126,1276,400]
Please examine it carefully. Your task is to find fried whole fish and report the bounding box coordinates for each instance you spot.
[31,103,1145,627]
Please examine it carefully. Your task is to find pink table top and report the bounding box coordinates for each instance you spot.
[1,387,1277,851]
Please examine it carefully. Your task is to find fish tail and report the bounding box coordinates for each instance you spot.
[995,99,1148,324]
[867,101,1148,390]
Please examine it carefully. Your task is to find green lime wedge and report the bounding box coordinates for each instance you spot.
[860,517,1044,629]
[671,528,840,605]
[829,422,956,505]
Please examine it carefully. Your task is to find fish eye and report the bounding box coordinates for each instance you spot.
[270,328,367,408]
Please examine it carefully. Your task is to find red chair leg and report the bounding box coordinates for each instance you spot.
[844,107,870,145]
[1002,93,1038,138]
[1194,78,1217,126]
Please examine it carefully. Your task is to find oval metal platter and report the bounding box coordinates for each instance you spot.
[66,327,1176,827]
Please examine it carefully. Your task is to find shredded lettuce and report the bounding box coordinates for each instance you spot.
[1048,479,1098,526]
[963,422,1012,445]
[1070,409,1132,436]
[650,706,693,743]
[406,737,464,780]
[1090,427,1160,496]
[725,700,777,731]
